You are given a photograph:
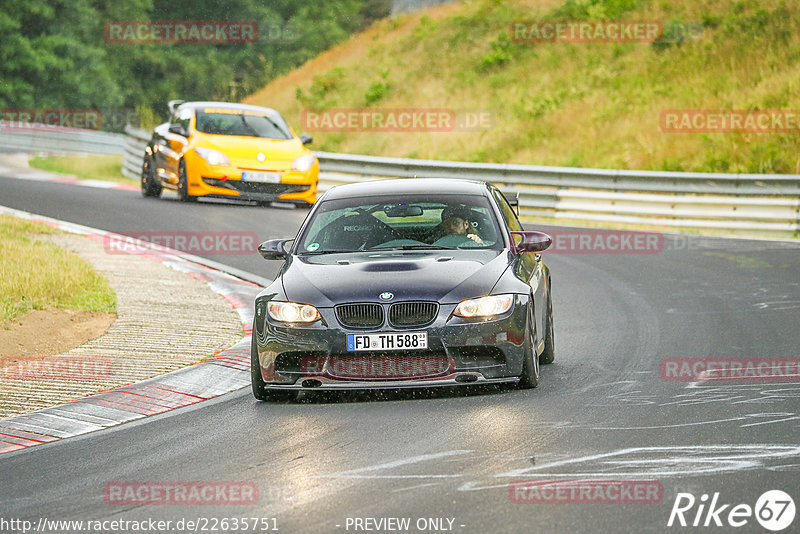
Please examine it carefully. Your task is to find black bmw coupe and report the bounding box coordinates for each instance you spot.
[251,178,554,400]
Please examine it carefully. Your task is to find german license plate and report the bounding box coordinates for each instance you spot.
[346,332,428,351]
[241,171,280,183]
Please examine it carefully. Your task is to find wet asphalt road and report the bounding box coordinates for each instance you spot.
[1,174,799,533]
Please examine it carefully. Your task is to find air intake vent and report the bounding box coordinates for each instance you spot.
[389,301,438,327]
[335,303,384,329]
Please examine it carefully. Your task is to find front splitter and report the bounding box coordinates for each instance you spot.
[265,374,519,391]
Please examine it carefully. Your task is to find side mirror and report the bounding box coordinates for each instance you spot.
[299,133,313,145]
[258,239,292,260]
[168,123,187,136]
[510,231,552,253]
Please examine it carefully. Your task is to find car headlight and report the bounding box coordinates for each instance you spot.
[268,301,321,323]
[195,147,231,166]
[454,295,514,318]
[291,154,316,172]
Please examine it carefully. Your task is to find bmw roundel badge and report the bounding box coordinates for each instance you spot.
[379,292,394,301]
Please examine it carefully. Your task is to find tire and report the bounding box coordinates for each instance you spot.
[539,285,555,365]
[140,155,162,198]
[518,304,540,389]
[177,159,197,202]
[251,330,295,402]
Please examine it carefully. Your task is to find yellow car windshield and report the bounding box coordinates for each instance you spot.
[195,110,292,140]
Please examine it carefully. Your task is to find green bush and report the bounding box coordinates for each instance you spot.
[480,33,514,71]
[296,67,348,109]
[365,81,389,104]
[552,0,644,20]
[364,69,390,105]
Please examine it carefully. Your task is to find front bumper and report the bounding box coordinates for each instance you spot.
[253,296,531,391]
[185,152,318,204]
[200,177,314,204]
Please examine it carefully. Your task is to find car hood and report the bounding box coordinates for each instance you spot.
[193,133,307,168]
[281,250,512,307]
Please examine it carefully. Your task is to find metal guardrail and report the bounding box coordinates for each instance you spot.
[0,127,126,155]
[122,126,150,180]
[315,152,800,235]
[2,125,797,236]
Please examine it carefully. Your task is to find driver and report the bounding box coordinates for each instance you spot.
[435,206,483,244]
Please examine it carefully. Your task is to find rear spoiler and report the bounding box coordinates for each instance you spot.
[168,100,186,114]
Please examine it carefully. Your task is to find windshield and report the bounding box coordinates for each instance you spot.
[295,194,503,254]
[194,109,292,139]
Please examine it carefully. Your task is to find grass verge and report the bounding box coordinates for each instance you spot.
[0,215,116,322]
[28,154,138,186]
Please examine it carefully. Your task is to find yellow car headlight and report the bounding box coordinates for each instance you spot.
[268,301,321,323]
[195,147,231,166]
[291,154,316,172]
[454,295,514,318]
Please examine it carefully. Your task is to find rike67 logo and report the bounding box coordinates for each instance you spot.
[668,490,795,531]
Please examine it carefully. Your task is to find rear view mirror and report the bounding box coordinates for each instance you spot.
[300,133,313,145]
[384,204,424,218]
[510,231,552,253]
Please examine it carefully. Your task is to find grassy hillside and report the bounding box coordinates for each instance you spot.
[244,0,800,174]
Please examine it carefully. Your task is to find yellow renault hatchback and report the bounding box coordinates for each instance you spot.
[141,100,319,206]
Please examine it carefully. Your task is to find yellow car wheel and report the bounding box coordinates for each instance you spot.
[177,159,197,203]
[140,155,162,198]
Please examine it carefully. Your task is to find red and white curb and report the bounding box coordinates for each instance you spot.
[0,165,139,191]
[0,206,266,455]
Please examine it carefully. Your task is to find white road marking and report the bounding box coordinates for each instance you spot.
[494,445,800,479]
[390,482,442,493]
[740,414,800,427]
[316,450,473,479]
